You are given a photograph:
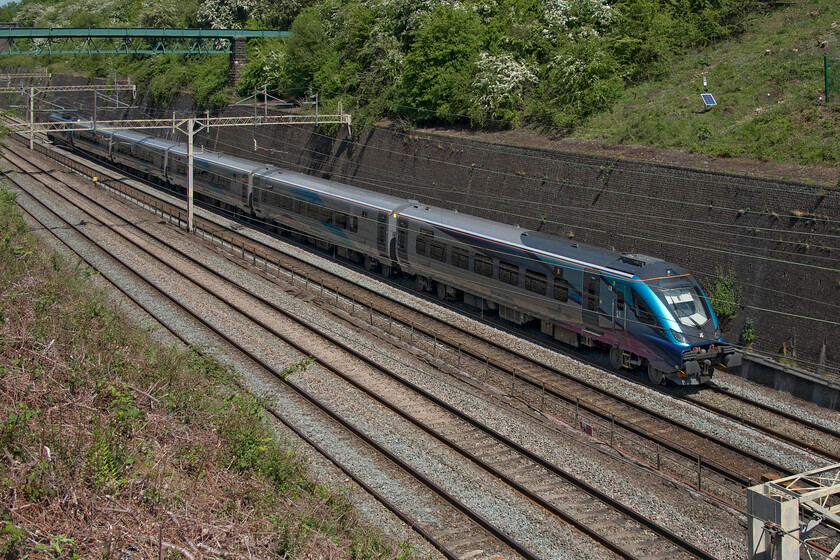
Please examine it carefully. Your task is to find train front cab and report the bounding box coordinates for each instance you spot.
[631,271,741,385]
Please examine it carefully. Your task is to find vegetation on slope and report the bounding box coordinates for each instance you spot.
[0,187,412,558]
[2,0,839,165]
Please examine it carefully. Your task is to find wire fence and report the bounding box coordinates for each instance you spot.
[825,55,840,102]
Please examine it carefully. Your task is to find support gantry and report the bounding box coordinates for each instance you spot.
[6,111,352,232]
[748,463,840,560]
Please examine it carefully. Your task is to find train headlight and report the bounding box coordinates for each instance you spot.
[672,330,687,344]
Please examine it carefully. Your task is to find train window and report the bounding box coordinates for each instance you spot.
[377,224,387,244]
[499,262,519,286]
[398,228,407,251]
[451,247,469,269]
[293,200,305,214]
[586,279,598,312]
[617,290,625,310]
[261,189,268,203]
[416,234,428,256]
[335,212,347,229]
[631,289,657,326]
[280,195,292,210]
[307,204,320,220]
[553,278,569,302]
[430,240,447,262]
[474,254,493,277]
[350,216,359,233]
[320,207,333,224]
[416,228,434,256]
[135,147,152,162]
[525,270,547,295]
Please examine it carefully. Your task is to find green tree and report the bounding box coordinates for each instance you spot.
[535,36,625,128]
[401,5,485,123]
[280,7,341,96]
[707,268,741,327]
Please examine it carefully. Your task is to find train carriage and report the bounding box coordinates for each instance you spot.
[252,167,410,274]
[47,115,741,385]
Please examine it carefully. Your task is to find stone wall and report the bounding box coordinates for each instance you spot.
[20,75,839,374]
[209,118,839,373]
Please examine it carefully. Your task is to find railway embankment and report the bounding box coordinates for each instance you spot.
[12,71,840,402]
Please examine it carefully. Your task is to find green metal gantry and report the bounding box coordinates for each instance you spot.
[0,28,292,55]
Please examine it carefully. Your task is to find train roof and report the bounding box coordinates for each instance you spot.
[190,149,274,174]
[400,202,684,281]
[60,118,691,283]
[257,167,410,213]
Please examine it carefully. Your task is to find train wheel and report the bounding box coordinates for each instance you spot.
[609,346,624,369]
[415,275,429,292]
[647,363,665,385]
[381,264,392,278]
[435,282,448,300]
[364,255,377,272]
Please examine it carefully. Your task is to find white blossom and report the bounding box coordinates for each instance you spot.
[471,52,537,120]
[541,0,615,41]
[196,0,258,29]
[15,0,132,27]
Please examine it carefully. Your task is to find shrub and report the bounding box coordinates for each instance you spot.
[400,5,484,123]
[707,268,741,326]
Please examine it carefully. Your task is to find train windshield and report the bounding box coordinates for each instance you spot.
[650,279,711,329]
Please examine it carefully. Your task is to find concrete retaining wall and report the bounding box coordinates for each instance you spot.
[12,72,839,402]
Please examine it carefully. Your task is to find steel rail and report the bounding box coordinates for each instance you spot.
[7,139,725,560]
[20,128,825,487]
[4,149,538,560]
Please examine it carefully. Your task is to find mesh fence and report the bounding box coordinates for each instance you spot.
[826,56,840,102]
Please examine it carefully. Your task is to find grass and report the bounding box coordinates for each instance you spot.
[0,186,418,558]
[577,1,840,167]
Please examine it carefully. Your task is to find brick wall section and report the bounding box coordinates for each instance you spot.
[227,37,247,87]
[29,80,838,373]
[212,121,839,372]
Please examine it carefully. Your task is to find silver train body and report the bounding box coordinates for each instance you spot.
[49,118,741,385]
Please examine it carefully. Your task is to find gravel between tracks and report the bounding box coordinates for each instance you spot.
[10,146,837,560]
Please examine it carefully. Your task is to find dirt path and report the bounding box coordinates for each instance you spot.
[426,127,840,187]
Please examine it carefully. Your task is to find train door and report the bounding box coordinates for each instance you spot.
[613,285,627,335]
[248,173,259,216]
[397,216,408,262]
[582,272,601,334]
[376,212,388,256]
[599,282,617,332]
[240,173,248,207]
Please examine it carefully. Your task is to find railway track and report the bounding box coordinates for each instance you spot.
[2,130,738,560]
[4,142,540,560]
[12,134,835,503]
[5,125,839,557]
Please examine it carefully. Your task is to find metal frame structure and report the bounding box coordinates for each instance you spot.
[748,463,840,560]
[8,111,352,232]
[3,84,138,149]
[0,28,291,55]
[1,72,51,82]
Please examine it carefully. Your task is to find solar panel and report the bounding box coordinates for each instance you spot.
[701,93,717,106]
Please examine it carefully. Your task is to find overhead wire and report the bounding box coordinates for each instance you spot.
[88,102,840,280]
[45,96,840,347]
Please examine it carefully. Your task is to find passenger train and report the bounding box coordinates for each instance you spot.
[47,116,741,385]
